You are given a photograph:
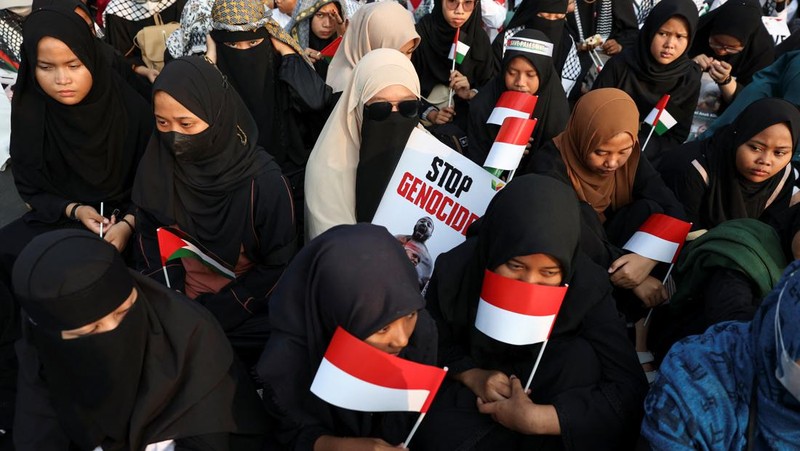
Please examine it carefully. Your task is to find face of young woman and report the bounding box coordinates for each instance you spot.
[398,39,419,59]
[583,132,635,177]
[493,253,563,286]
[35,36,93,105]
[735,122,793,183]
[276,0,297,15]
[61,288,137,339]
[504,56,540,95]
[650,16,690,65]
[708,33,744,57]
[364,311,418,355]
[311,3,339,40]
[222,38,265,50]
[365,84,417,108]
[153,91,210,135]
[442,0,475,29]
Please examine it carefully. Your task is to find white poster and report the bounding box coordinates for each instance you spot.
[372,128,502,288]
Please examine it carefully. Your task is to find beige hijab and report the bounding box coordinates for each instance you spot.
[552,88,641,222]
[326,2,420,93]
[305,48,421,240]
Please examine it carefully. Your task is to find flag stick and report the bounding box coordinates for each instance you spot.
[643,263,675,328]
[402,413,426,448]
[162,265,172,289]
[641,124,657,153]
[447,28,460,109]
[99,202,104,238]
[507,168,517,183]
[524,339,549,391]
[590,49,604,72]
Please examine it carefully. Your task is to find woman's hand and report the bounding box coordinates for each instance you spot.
[428,106,455,125]
[271,37,296,56]
[708,59,732,84]
[103,214,134,253]
[692,54,714,71]
[133,65,159,83]
[313,436,407,451]
[632,275,668,308]
[305,47,323,63]
[449,70,473,100]
[331,8,347,37]
[608,253,658,289]
[601,38,622,55]
[455,368,512,402]
[476,376,561,435]
[73,205,108,236]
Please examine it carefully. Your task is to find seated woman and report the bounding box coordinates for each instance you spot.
[289,0,346,79]
[257,223,437,451]
[305,48,421,240]
[642,259,800,450]
[2,7,151,272]
[688,0,775,108]
[412,0,495,130]
[12,230,268,450]
[132,56,296,367]
[326,1,420,94]
[592,0,701,167]
[414,174,647,450]
[467,28,570,171]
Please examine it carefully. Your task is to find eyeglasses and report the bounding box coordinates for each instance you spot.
[708,38,744,54]
[444,0,476,12]
[363,100,421,121]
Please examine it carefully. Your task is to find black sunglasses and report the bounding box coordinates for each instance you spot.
[363,99,421,121]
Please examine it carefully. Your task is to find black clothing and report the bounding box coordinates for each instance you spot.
[104,0,186,68]
[491,0,570,72]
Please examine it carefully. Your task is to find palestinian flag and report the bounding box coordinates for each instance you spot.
[623,214,692,263]
[644,94,677,135]
[319,36,342,63]
[449,27,470,64]
[156,227,235,279]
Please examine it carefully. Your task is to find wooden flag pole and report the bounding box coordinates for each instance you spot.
[525,339,549,391]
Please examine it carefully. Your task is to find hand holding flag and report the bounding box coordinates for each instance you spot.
[319,36,342,63]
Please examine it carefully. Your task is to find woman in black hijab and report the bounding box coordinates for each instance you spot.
[1,7,151,266]
[256,224,438,451]
[593,0,701,167]
[12,229,268,450]
[492,0,571,73]
[412,0,496,127]
[468,29,570,170]
[132,56,297,368]
[689,0,775,107]
[413,174,647,450]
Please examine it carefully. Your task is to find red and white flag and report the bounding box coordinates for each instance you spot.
[483,117,537,171]
[623,213,692,263]
[486,91,538,125]
[475,269,567,345]
[310,327,447,413]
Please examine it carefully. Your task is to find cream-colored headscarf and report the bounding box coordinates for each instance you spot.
[305,48,421,240]
[326,1,420,93]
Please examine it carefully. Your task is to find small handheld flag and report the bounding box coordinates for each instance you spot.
[156,227,236,279]
[483,117,537,175]
[486,91,538,126]
[449,28,470,65]
[643,94,676,138]
[622,214,692,263]
[319,36,342,63]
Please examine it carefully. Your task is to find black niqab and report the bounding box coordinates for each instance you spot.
[132,56,278,267]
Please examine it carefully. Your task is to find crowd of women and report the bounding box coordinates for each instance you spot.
[0,0,798,449]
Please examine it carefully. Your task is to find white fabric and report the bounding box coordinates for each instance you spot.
[475,298,555,345]
[272,8,292,28]
[481,0,506,42]
[0,84,11,172]
[484,142,525,170]
[623,231,680,263]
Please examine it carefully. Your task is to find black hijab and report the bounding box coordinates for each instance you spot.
[10,9,148,211]
[689,0,775,85]
[132,56,277,267]
[12,230,266,450]
[210,28,278,154]
[256,224,437,446]
[668,98,800,227]
[430,174,613,370]
[493,0,569,73]
[412,0,495,96]
[468,29,570,168]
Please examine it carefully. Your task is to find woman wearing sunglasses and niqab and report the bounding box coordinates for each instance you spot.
[305,48,422,241]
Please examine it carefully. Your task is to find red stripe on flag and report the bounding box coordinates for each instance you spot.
[652,94,671,127]
[636,213,691,251]
[319,36,342,58]
[495,117,537,146]
[324,327,447,412]
[157,227,186,266]
[495,91,538,116]
[480,269,566,316]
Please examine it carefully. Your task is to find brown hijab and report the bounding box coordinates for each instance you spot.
[552,88,640,221]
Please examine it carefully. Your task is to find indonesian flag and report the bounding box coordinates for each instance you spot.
[623,214,692,263]
[644,94,677,136]
[156,227,235,279]
[449,27,470,64]
[319,36,342,63]
[475,269,567,345]
[483,116,537,171]
[486,91,538,126]
[310,327,447,413]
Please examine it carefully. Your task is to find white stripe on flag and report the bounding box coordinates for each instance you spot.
[181,243,235,278]
[310,358,430,412]
[484,142,526,171]
[475,298,555,345]
[487,107,530,125]
[624,231,679,263]
[659,109,677,129]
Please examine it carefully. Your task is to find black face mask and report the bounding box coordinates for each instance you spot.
[159,127,214,162]
[355,111,420,222]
